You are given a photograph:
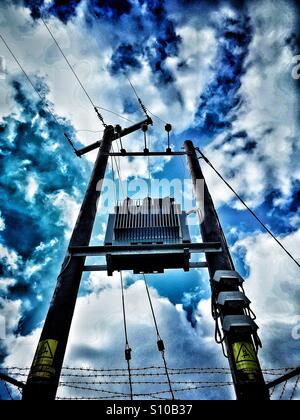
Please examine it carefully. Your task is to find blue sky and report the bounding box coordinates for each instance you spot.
[0,0,300,400]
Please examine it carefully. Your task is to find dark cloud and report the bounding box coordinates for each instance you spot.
[47,0,82,24]
[195,14,252,138]
[105,0,181,90]
[87,0,132,21]
[169,0,247,12]
[0,77,90,336]
[109,43,143,75]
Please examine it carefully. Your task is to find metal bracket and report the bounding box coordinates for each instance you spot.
[213,270,244,287]
[217,291,250,309]
[222,315,258,334]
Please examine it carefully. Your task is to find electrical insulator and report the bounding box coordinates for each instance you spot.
[115,124,122,134]
[125,347,132,361]
[157,339,165,352]
[165,123,172,153]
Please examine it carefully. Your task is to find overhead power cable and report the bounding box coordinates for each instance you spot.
[76,129,104,134]
[119,272,133,400]
[196,148,300,270]
[95,106,135,124]
[143,274,175,400]
[0,32,78,153]
[40,16,107,128]
[125,75,150,119]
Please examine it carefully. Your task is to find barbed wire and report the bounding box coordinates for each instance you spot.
[2,365,296,372]
[1,365,299,400]
[59,380,234,386]
[269,384,277,399]
[279,380,288,400]
[290,375,300,400]
[58,382,232,399]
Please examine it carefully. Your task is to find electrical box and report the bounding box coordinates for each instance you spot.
[104,197,191,275]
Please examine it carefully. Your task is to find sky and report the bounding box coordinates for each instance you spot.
[0,0,300,400]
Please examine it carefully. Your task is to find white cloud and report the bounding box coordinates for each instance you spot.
[0,210,5,231]
[0,244,19,270]
[166,25,217,121]
[202,0,300,210]
[3,279,229,400]
[0,277,16,292]
[25,175,39,202]
[232,227,300,368]
[50,190,80,237]
[0,297,22,335]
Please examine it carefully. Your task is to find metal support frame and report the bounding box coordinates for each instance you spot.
[76,117,152,157]
[69,242,222,256]
[184,140,269,400]
[266,367,300,389]
[22,125,270,401]
[22,119,152,401]
[0,372,24,389]
[108,151,187,156]
[82,261,208,272]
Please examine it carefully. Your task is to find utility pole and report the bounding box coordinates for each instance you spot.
[22,125,114,400]
[22,118,151,401]
[184,140,269,400]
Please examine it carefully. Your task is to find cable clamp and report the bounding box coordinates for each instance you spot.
[125,346,132,361]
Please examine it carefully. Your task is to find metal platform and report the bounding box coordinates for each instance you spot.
[69,242,221,275]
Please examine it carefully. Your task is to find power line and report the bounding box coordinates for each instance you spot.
[111,144,126,199]
[146,108,168,125]
[0,32,77,153]
[119,272,133,400]
[41,17,140,130]
[40,16,107,128]
[125,75,172,128]
[143,274,175,400]
[41,17,94,109]
[76,129,104,134]
[95,106,135,124]
[125,75,150,119]
[196,148,300,270]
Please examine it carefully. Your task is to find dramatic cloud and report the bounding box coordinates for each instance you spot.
[0,77,91,349]
[3,279,231,400]
[202,0,300,212]
[0,0,299,401]
[194,10,252,139]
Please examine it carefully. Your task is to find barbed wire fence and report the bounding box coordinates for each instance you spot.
[1,366,299,400]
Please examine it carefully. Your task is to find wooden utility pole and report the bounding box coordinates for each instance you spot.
[23,118,151,400]
[184,140,269,400]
